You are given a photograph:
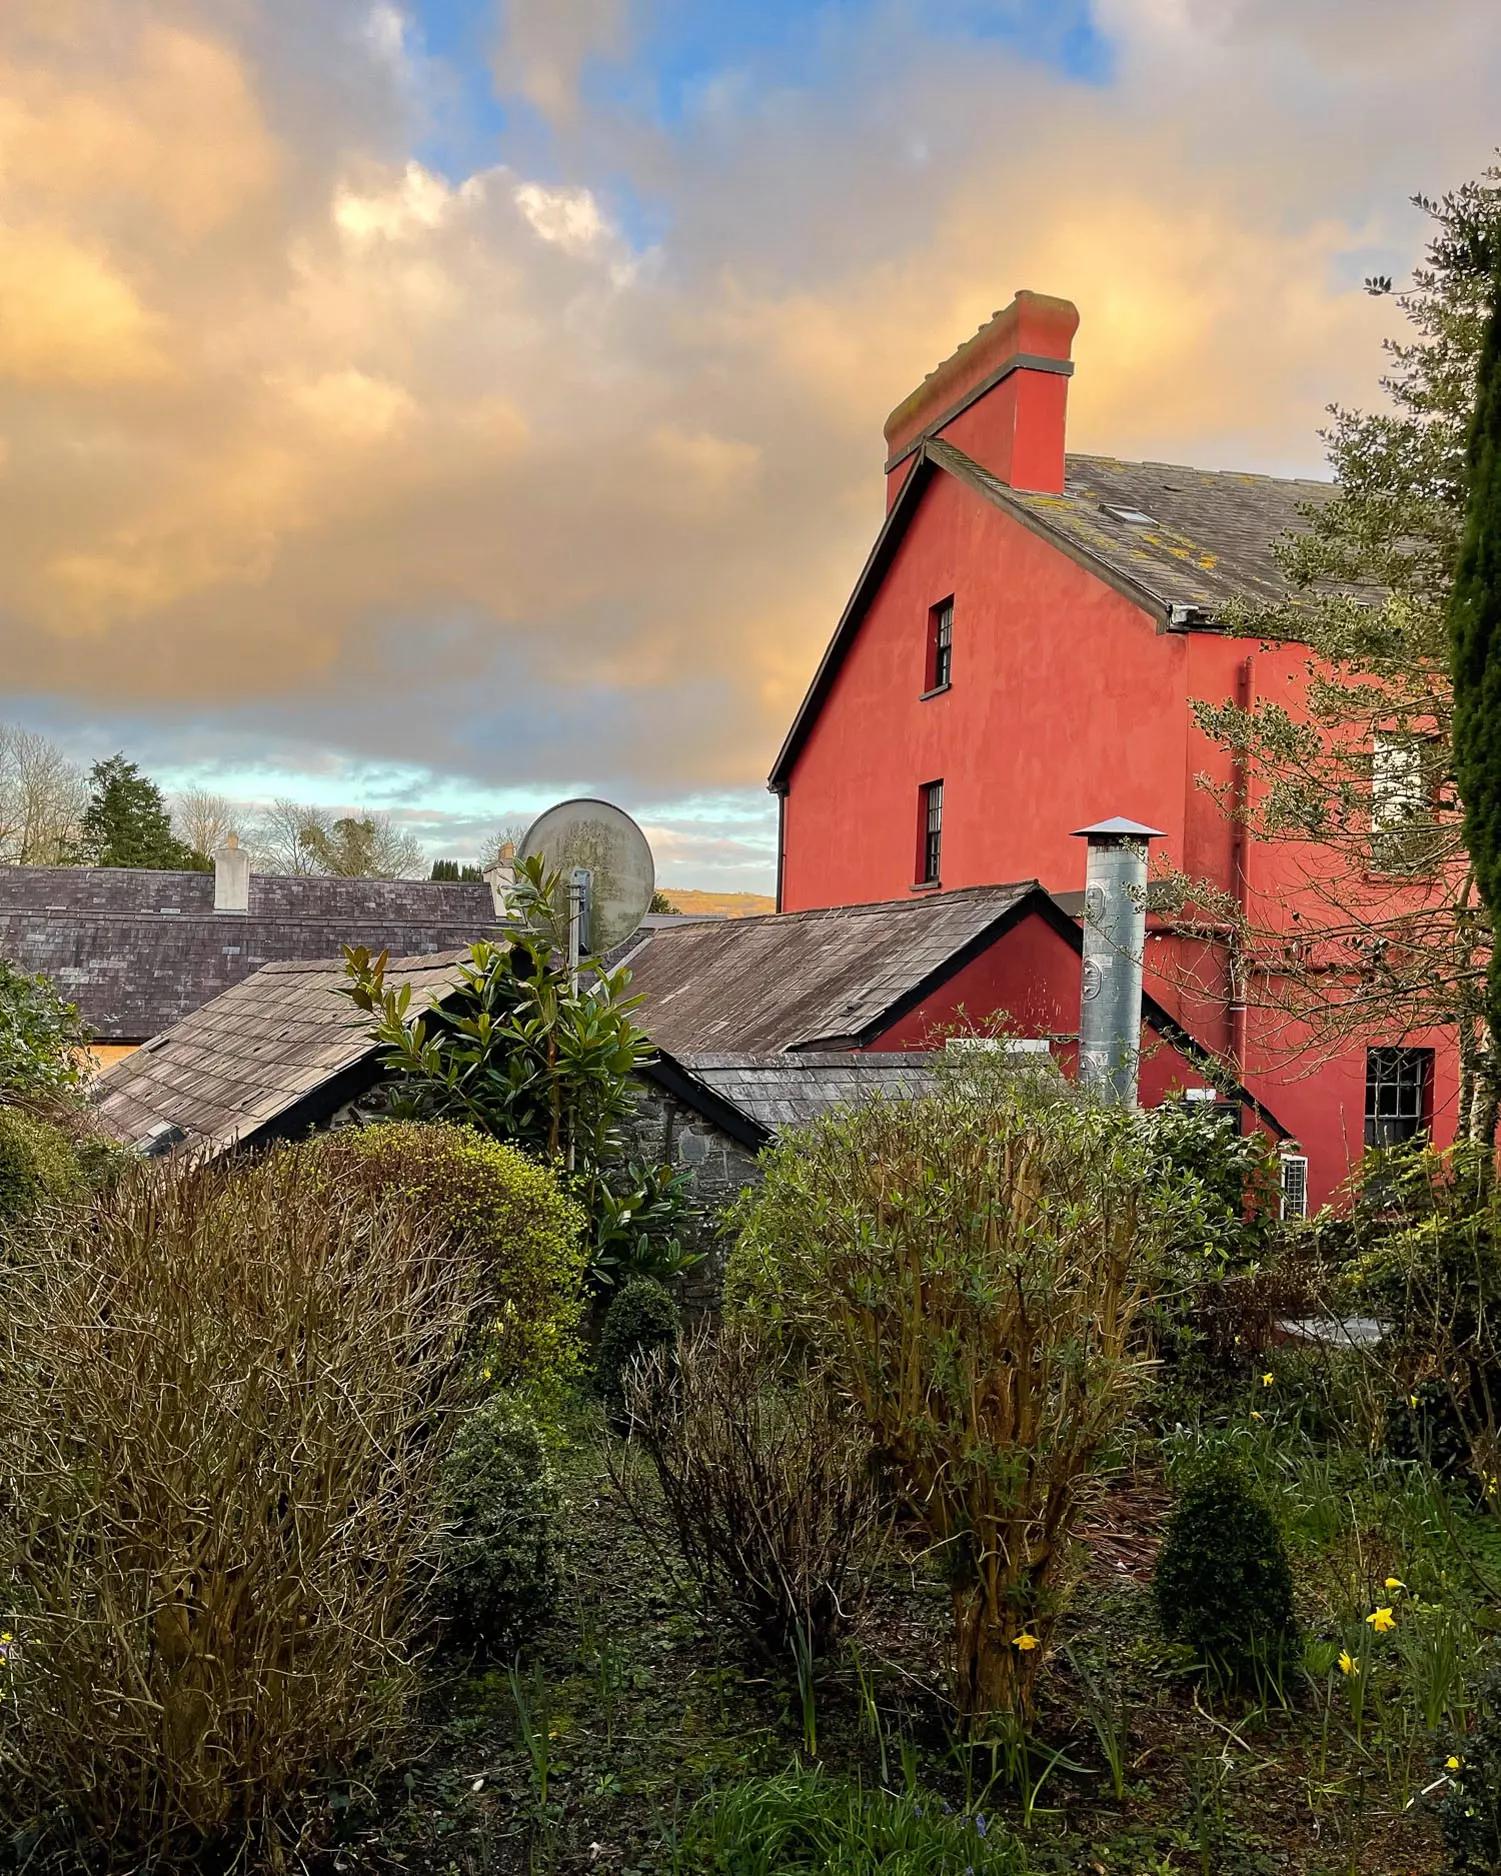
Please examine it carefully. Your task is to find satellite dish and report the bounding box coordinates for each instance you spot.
[518,798,655,957]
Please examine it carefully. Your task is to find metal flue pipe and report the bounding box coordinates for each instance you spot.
[1072,817,1164,1107]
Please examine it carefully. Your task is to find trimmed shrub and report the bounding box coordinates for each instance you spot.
[597,1275,679,1414]
[1440,1661,1501,1870]
[306,1121,587,1395]
[435,1393,562,1654]
[614,1325,883,1661]
[0,1106,85,1226]
[0,1150,477,1868]
[1153,1452,1298,1688]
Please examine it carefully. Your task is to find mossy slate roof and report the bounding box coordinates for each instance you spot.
[91,952,468,1154]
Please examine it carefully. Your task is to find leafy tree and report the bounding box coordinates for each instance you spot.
[249,800,425,878]
[1184,162,1501,1136]
[341,855,678,1284]
[649,890,681,914]
[80,756,204,870]
[1451,251,1501,1071]
[0,960,91,1103]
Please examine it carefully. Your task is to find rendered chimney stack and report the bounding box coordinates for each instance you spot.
[1071,816,1163,1108]
[882,289,1080,508]
[484,840,517,917]
[213,832,250,914]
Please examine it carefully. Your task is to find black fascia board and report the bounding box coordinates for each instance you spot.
[638,1049,771,1152]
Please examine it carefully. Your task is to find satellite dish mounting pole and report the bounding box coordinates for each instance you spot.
[568,867,593,993]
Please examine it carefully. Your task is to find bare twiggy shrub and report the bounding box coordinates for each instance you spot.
[612,1325,884,1662]
[728,1077,1179,1726]
[0,1150,478,1868]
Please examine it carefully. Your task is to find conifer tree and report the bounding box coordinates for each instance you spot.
[80,756,203,871]
[1451,253,1501,1047]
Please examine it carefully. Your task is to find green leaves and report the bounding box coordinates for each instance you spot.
[0,959,91,1103]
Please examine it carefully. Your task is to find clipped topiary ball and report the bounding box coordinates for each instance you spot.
[1153,1451,1297,1688]
[435,1393,562,1655]
[0,1107,84,1228]
[597,1276,680,1415]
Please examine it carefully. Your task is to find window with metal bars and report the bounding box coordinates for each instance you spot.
[926,598,953,693]
[917,780,943,885]
[1364,1046,1433,1148]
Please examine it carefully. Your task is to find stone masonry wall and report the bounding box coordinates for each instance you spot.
[621,1080,764,1312]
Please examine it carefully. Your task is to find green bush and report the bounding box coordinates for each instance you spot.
[676,1765,1024,1874]
[597,1275,679,1413]
[1153,1451,1298,1688]
[0,961,91,1105]
[1440,1661,1501,1870]
[306,1122,587,1396]
[0,1107,85,1226]
[435,1393,562,1654]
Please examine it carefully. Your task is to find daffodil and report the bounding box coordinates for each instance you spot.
[1261,1372,1275,1387]
[1447,1756,1463,1772]
[1250,1411,1263,1421]
[1384,1576,1406,1592]
[1013,1633,1040,1651]
[1409,1395,1419,1409]
[1366,1606,1396,1633]
[1338,1650,1358,1676]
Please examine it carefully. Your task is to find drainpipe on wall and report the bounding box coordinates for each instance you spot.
[1072,816,1164,1107]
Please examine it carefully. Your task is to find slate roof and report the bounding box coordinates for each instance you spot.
[91,952,469,1154]
[675,1051,937,1140]
[961,444,1337,618]
[622,883,1044,1053]
[0,867,508,1041]
[769,437,1337,790]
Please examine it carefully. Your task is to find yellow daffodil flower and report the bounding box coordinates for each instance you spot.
[1337,1650,1358,1676]
[1013,1633,1040,1651]
[1409,1395,1419,1409]
[1250,1411,1263,1421]
[1261,1372,1275,1387]
[1366,1606,1396,1633]
[1384,1577,1406,1592]
[1447,1756,1463,1772]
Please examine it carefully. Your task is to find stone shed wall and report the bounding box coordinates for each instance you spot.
[622,1080,764,1311]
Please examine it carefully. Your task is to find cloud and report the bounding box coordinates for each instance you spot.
[0,0,1497,892]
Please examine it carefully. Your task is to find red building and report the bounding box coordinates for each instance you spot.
[768,290,1456,1211]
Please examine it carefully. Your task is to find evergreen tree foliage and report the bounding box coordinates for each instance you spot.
[1451,256,1501,1049]
[430,859,483,881]
[80,756,204,870]
[0,960,91,1103]
[1185,162,1501,1133]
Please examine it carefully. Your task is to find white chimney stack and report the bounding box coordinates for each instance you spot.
[483,840,517,917]
[213,832,250,914]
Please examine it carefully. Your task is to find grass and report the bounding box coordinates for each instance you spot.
[290,1384,1483,1876]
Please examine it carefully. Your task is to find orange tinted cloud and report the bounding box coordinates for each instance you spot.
[0,0,1496,800]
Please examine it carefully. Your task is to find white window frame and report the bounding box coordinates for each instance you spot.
[1279,1154,1309,1221]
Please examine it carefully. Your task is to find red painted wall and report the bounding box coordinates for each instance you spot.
[778,449,1460,1211]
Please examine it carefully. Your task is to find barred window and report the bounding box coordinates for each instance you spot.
[1364,1047,1433,1149]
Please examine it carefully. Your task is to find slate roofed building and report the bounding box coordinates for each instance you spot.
[768,287,1444,1211]
[0,842,513,1063]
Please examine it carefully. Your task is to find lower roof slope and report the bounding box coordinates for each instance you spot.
[91,952,468,1154]
[675,1051,937,1138]
[623,883,1040,1054]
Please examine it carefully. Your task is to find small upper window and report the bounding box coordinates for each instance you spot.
[1371,731,1440,872]
[925,598,954,694]
[1364,1047,1433,1149]
[917,780,943,886]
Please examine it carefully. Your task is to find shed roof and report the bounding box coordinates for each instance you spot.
[91,951,468,1154]
[622,883,1043,1054]
[675,1051,937,1139]
[0,867,507,1041]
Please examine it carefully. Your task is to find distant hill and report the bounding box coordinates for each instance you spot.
[658,889,775,919]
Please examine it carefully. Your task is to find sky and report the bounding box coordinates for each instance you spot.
[0,1,1497,890]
